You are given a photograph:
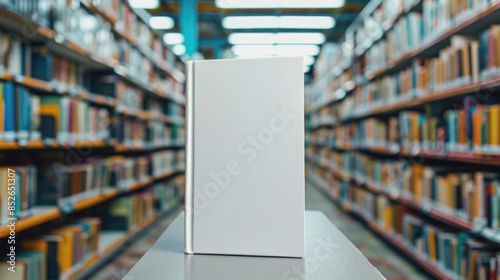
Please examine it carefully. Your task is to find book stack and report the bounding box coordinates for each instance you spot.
[151,150,177,176]
[479,25,500,78]
[0,32,28,76]
[398,102,500,153]
[152,182,180,212]
[19,217,101,279]
[401,166,500,229]
[402,214,499,279]
[359,118,392,147]
[423,0,489,41]
[386,12,423,59]
[103,191,157,231]
[0,166,37,223]
[365,40,388,73]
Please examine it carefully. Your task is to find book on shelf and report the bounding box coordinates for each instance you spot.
[345,181,500,279]
[0,166,37,223]
[20,218,101,279]
[102,191,156,231]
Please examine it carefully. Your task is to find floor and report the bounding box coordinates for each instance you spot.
[91,181,431,280]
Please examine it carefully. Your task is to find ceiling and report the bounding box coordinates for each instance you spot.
[146,0,370,77]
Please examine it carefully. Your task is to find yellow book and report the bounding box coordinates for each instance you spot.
[51,229,75,273]
[413,165,423,202]
[384,207,393,231]
[469,251,477,279]
[490,105,499,147]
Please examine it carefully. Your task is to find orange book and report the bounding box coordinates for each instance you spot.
[457,109,465,145]
[474,172,484,220]
[428,228,436,261]
[413,165,423,202]
[469,251,477,279]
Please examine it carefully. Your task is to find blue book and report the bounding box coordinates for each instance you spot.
[17,87,31,143]
[3,82,15,142]
[479,30,489,73]
[31,44,53,81]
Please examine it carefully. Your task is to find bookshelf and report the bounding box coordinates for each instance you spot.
[307,0,500,279]
[0,0,186,279]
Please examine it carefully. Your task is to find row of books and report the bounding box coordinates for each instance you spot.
[0,81,186,146]
[89,0,176,65]
[365,11,423,72]
[363,0,493,72]
[354,0,418,49]
[0,150,185,221]
[0,22,184,103]
[0,166,37,222]
[399,104,500,153]
[349,184,500,280]
[319,149,500,229]
[115,118,185,147]
[357,35,479,115]
[0,84,112,143]
[2,0,180,75]
[314,101,500,155]
[422,0,491,40]
[0,181,180,280]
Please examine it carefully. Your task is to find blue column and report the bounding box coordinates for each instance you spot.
[180,0,198,56]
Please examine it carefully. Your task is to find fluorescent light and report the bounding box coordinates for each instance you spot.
[228,32,326,44]
[163,33,184,45]
[223,16,335,29]
[304,65,311,73]
[149,16,174,30]
[173,44,186,56]
[129,0,159,9]
[216,0,344,9]
[231,44,320,56]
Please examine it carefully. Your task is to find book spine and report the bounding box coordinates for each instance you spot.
[3,82,15,142]
[185,61,194,254]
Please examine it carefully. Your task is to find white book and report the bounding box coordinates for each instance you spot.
[185,57,305,258]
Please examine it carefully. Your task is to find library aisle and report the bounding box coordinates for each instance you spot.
[3,0,500,279]
[89,183,428,280]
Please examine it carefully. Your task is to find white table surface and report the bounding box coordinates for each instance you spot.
[124,211,385,280]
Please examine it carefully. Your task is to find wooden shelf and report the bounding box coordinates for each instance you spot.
[343,77,493,121]
[81,0,185,84]
[367,222,453,280]
[310,141,500,166]
[65,212,161,280]
[309,179,454,280]
[0,7,185,105]
[0,139,184,151]
[0,170,184,238]
[351,168,476,232]
[0,207,61,237]
[0,71,118,107]
[364,1,500,81]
